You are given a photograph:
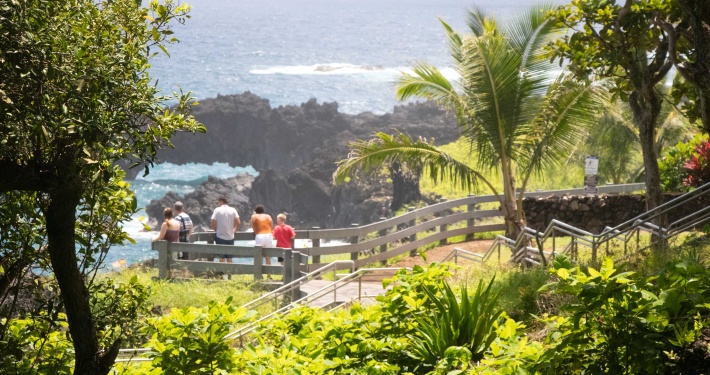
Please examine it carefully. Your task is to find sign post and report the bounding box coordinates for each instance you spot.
[584,156,599,195]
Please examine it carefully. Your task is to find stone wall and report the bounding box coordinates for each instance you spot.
[523,193,709,234]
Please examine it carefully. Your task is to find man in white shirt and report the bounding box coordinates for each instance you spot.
[211,197,241,263]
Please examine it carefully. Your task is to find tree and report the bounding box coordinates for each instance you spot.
[660,0,710,134]
[0,1,204,374]
[333,4,606,240]
[547,0,674,218]
[584,94,692,184]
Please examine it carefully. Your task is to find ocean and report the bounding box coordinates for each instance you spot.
[109,0,565,268]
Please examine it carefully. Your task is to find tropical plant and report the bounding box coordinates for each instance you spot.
[682,138,710,188]
[659,135,707,192]
[140,297,254,375]
[407,278,503,371]
[333,4,606,241]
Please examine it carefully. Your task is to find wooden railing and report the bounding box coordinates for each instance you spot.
[152,183,646,280]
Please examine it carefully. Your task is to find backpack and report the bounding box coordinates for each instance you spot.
[176,215,189,243]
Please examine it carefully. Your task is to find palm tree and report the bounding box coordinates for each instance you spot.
[333,4,607,240]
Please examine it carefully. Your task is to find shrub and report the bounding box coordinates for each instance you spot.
[141,297,254,374]
[659,134,706,192]
[535,256,710,374]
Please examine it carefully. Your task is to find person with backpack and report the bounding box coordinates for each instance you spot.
[174,201,193,259]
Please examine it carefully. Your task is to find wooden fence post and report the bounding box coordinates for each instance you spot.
[253,245,263,281]
[439,198,448,245]
[283,248,293,284]
[350,223,359,269]
[466,195,476,241]
[408,207,417,256]
[311,227,320,268]
[378,217,387,266]
[291,251,301,301]
[156,241,170,279]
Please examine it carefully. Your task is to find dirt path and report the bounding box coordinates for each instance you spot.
[390,239,496,268]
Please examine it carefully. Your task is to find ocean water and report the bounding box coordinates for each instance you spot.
[108,0,566,268]
[149,0,562,114]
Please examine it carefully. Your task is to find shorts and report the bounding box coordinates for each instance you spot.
[254,234,273,248]
[215,236,234,258]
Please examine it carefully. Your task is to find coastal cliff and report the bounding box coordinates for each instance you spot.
[145,92,458,228]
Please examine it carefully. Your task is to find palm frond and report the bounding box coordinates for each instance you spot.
[519,75,610,190]
[465,6,492,37]
[333,132,499,197]
[395,63,459,104]
[461,32,525,168]
[439,18,464,66]
[506,3,560,82]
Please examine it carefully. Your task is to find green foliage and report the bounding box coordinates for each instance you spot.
[408,278,503,370]
[476,318,544,374]
[536,256,710,374]
[90,276,152,348]
[141,297,254,374]
[230,263,493,375]
[659,134,706,192]
[0,277,151,375]
[0,313,74,375]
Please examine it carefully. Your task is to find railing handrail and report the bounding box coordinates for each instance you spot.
[484,181,710,265]
[243,260,354,310]
[225,267,406,342]
[188,183,645,243]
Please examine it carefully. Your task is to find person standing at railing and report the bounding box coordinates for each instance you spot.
[251,205,274,266]
[174,201,193,260]
[154,208,180,243]
[273,213,296,265]
[211,197,241,263]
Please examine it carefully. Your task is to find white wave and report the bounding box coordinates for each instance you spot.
[251,63,406,76]
[135,162,258,182]
[250,63,461,82]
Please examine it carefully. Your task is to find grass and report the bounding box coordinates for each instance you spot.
[96,267,264,313]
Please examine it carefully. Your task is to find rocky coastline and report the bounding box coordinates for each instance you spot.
[144,92,458,229]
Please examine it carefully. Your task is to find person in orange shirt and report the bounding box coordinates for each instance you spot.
[251,205,274,265]
[273,213,296,264]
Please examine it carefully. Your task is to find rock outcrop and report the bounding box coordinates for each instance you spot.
[157,92,458,174]
[145,92,458,228]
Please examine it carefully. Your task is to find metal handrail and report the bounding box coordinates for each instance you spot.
[243,260,355,310]
[483,181,710,266]
[226,267,405,344]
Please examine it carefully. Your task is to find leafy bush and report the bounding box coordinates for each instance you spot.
[659,134,706,192]
[139,297,254,374]
[535,256,710,374]
[0,313,74,375]
[682,138,710,188]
